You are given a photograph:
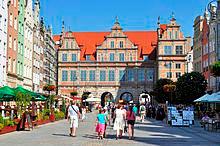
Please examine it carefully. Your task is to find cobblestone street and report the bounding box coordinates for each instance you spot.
[0,112,220,146]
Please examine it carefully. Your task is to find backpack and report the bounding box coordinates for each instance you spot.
[141,106,145,111]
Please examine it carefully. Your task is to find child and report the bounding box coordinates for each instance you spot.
[96,108,106,139]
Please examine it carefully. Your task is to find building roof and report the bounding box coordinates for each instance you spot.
[53,31,157,61]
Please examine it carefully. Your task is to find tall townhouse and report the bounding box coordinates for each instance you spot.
[17,0,25,86]
[23,0,33,90]
[157,16,191,81]
[0,0,8,87]
[193,16,203,73]
[33,0,44,93]
[7,0,18,87]
[43,26,57,94]
[53,19,157,105]
[206,3,220,91]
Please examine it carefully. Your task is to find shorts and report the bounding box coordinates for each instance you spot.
[127,120,135,125]
[96,123,105,133]
[70,117,78,128]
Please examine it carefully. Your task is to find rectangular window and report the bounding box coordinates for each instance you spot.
[10,13,13,26]
[165,62,172,69]
[14,17,18,30]
[109,53,114,61]
[65,41,69,49]
[127,69,134,81]
[138,69,145,81]
[109,70,115,81]
[176,46,183,55]
[9,35,12,48]
[119,70,125,81]
[176,72,181,78]
[62,54,67,61]
[85,55,90,61]
[166,72,172,78]
[89,70,95,81]
[8,57,11,72]
[13,39,17,51]
[62,70,68,81]
[100,70,106,81]
[176,63,181,69]
[119,41,123,48]
[119,53,125,61]
[169,31,172,39]
[110,41,114,48]
[13,59,16,73]
[72,54,77,62]
[175,31,178,39]
[143,55,149,61]
[0,16,2,29]
[70,71,77,81]
[81,70,87,81]
[164,46,172,55]
[147,69,154,81]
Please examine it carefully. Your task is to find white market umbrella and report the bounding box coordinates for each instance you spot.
[86,97,101,102]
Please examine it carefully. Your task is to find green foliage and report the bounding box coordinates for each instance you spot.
[37,112,43,121]
[7,121,14,126]
[153,79,174,103]
[176,72,207,104]
[42,109,51,117]
[0,116,3,124]
[54,111,65,120]
[70,91,78,96]
[14,92,31,115]
[46,95,55,109]
[61,97,66,113]
[0,123,4,130]
[43,115,49,120]
[211,61,220,76]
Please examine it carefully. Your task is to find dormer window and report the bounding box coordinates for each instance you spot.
[86,55,90,61]
[143,55,149,61]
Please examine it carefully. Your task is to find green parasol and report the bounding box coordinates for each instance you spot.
[0,86,15,101]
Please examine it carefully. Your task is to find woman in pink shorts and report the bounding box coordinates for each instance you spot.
[96,108,106,139]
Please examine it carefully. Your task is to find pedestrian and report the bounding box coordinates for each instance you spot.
[67,101,81,137]
[113,104,126,140]
[96,108,106,139]
[126,105,136,140]
[139,103,146,122]
[81,106,86,122]
[132,104,138,116]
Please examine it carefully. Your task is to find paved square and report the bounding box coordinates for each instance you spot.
[0,112,220,146]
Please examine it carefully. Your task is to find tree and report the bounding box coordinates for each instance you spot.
[15,92,32,117]
[70,91,78,97]
[176,72,207,104]
[211,61,220,77]
[153,79,174,103]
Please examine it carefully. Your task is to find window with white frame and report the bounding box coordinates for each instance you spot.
[9,35,12,48]
[10,13,13,26]
[119,41,123,48]
[109,70,115,81]
[13,39,17,51]
[8,57,11,72]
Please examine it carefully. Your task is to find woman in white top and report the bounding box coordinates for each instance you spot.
[113,104,126,140]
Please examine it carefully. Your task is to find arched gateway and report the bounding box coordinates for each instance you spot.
[101,92,114,107]
[120,92,133,103]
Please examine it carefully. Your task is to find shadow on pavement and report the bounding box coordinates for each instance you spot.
[52,133,70,137]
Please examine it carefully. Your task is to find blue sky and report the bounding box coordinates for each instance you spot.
[40,0,210,36]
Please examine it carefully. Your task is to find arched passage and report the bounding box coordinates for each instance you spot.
[120,92,133,103]
[101,92,113,107]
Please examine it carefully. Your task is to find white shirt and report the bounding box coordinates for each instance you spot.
[68,105,79,118]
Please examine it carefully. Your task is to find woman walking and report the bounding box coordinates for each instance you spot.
[126,105,136,140]
[113,104,126,140]
[96,108,106,139]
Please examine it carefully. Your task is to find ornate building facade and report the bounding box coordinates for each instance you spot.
[54,19,157,103]
[23,0,34,90]
[157,16,191,81]
[0,0,8,87]
[7,0,17,87]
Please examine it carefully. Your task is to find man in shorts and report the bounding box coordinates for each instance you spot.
[68,101,81,137]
